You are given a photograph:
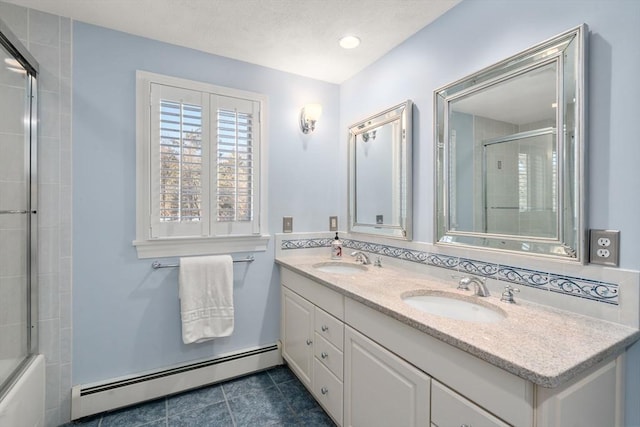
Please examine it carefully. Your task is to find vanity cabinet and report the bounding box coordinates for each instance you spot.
[280,266,625,427]
[281,269,345,425]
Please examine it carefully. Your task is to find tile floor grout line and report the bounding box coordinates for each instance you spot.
[164,396,169,427]
[221,383,237,427]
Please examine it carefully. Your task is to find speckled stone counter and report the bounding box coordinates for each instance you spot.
[276,255,640,388]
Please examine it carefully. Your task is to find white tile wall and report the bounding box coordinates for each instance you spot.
[0,2,73,425]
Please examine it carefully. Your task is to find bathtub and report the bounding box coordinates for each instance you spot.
[0,355,45,427]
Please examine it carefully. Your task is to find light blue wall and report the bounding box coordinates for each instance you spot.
[341,0,640,423]
[73,22,340,384]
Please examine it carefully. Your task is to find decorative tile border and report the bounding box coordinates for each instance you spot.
[281,238,619,305]
[281,238,333,250]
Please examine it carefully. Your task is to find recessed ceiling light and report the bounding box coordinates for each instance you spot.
[339,35,360,49]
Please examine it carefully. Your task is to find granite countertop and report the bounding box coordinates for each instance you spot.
[276,255,640,388]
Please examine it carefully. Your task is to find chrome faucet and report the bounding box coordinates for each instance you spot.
[500,284,520,303]
[458,276,490,297]
[350,251,371,265]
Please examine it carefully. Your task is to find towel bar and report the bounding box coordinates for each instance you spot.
[151,256,255,269]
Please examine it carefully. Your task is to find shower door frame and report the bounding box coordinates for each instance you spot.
[0,17,39,397]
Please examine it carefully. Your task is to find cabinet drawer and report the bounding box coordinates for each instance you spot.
[314,333,344,380]
[431,380,511,427]
[281,268,344,319]
[315,307,344,350]
[313,358,343,425]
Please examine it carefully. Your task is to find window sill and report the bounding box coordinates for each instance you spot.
[133,235,271,259]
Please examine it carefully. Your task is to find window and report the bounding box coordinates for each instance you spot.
[134,71,269,258]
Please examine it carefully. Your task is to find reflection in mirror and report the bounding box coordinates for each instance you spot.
[435,25,586,261]
[349,101,412,240]
[483,128,557,238]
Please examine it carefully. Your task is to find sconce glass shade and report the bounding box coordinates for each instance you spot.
[300,103,322,134]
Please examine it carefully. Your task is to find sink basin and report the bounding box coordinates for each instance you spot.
[312,262,368,274]
[402,292,505,322]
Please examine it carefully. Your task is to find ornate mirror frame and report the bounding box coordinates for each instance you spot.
[348,100,413,240]
[434,25,587,262]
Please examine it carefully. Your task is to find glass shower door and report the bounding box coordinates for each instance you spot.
[0,32,37,392]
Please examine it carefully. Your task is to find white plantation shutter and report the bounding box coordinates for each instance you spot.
[212,96,260,236]
[159,101,203,222]
[150,84,210,238]
[147,82,260,240]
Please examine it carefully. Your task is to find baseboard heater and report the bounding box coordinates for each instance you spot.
[71,343,282,421]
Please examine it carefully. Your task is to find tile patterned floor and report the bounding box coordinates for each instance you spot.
[62,365,335,427]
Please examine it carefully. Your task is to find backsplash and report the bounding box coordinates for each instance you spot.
[281,238,619,305]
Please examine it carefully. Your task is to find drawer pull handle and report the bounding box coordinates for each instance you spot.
[321,325,329,332]
[460,424,471,427]
[306,339,313,345]
[321,352,328,359]
[321,387,328,395]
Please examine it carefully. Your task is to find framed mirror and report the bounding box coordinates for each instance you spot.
[349,100,412,240]
[434,25,586,261]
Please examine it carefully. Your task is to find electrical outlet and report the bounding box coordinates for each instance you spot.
[329,216,338,231]
[283,216,293,233]
[589,229,620,266]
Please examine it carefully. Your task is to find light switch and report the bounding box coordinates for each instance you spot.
[283,216,293,233]
[329,216,338,231]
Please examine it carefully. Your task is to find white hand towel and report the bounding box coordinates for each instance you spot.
[179,255,234,344]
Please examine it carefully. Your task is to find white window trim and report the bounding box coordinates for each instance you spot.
[134,71,270,259]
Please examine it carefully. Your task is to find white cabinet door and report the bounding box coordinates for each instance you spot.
[344,326,431,427]
[282,287,315,387]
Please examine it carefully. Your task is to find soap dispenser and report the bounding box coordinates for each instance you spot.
[331,232,343,259]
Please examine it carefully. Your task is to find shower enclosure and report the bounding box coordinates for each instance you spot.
[0,17,39,400]
[482,128,557,238]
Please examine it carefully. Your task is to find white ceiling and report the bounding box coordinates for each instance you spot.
[5,0,460,83]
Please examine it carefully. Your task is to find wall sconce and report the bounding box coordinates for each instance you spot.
[358,121,377,142]
[362,129,377,142]
[300,103,322,134]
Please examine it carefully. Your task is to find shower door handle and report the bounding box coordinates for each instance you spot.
[0,210,36,214]
[0,210,37,215]
[0,210,28,214]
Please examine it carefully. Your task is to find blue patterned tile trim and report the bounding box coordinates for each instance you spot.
[548,274,619,303]
[497,266,549,289]
[281,238,333,249]
[281,238,619,305]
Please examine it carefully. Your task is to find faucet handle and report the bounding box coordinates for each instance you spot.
[456,276,470,290]
[501,284,520,303]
